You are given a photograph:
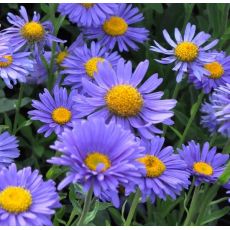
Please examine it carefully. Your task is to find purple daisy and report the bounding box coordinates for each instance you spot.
[0,40,33,88]
[83,3,149,52]
[0,132,19,169]
[58,3,117,27]
[200,96,218,134]
[73,59,177,139]
[61,41,121,89]
[150,22,219,82]
[135,136,190,203]
[211,83,230,137]
[3,6,65,54]
[28,86,78,137]
[178,141,229,186]
[48,118,143,208]
[55,33,84,68]
[189,51,230,94]
[0,164,60,226]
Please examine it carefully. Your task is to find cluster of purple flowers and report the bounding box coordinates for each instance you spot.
[0,3,230,226]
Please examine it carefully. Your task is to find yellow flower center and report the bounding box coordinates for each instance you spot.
[204,61,224,79]
[84,57,105,78]
[174,42,199,62]
[84,152,111,172]
[193,162,213,176]
[0,186,32,213]
[21,21,45,42]
[0,55,13,68]
[103,16,128,36]
[81,3,94,8]
[56,51,68,66]
[52,107,72,125]
[138,155,166,178]
[105,84,143,117]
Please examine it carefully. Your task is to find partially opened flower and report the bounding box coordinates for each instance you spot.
[0,164,60,226]
[178,141,229,185]
[28,86,78,137]
[73,59,177,139]
[151,23,218,82]
[83,3,149,52]
[0,40,33,88]
[0,132,19,169]
[61,41,121,89]
[58,3,117,27]
[56,33,84,68]
[189,51,230,93]
[3,6,65,54]
[48,118,143,207]
[136,136,190,203]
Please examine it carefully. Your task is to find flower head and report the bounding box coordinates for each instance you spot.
[28,86,78,137]
[61,41,121,89]
[74,59,177,139]
[0,164,60,226]
[3,6,65,54]
[151,23,218,82]
[0,40,33,88]
[58,3,117,27]
[0,132,19,169]
[189,51,230,93]
[48,118,143,207]
[83,4,149,52]
[135,136,190,203]
[178,141,229,185]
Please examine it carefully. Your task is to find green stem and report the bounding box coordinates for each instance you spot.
[124,189,141,226]
[12,84,24,135]
[76,187,93,226]
[183,186,200,226]
[177,92,205,148]
[210,133,217,147]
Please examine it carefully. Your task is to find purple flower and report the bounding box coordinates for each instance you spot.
[189,51,230,94]
[58,3,117,27]
[83,3,149,52]
[0,164,60,226]
[136,136,190,203]
[178,141,229,185]
[3,6,65,54]
[0,132,19,169]
[28,86,78,137]
[73,59,177,139]
[151,23,218,82]
[61,41,121,89]
[48,118,143,208]
[0,40,33,88]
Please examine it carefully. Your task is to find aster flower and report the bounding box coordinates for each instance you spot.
[150,22,219,82]
[0,164,60,226]
[0,132,19,169]
[200,96,218,134]
[3,6,65,54]
[73,59,177,139]
[55,33,84,68]
[61,41,121,89]
[58,3,117,27]
[178,141,229,185]
[135,136,190,203]
[0,40,33,88]
[189,51,230,93]
[83,3,149,52]
[28,86,78,137]
[210,83,230,137]
[48,118,143,208]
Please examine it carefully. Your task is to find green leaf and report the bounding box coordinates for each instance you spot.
[0,97,31,113]
[83,201,112,225]
[15,120,32,133]
[147,4,163,14]
[200,207,230,225]
[168,126,183,139]
[219,161,230,184]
